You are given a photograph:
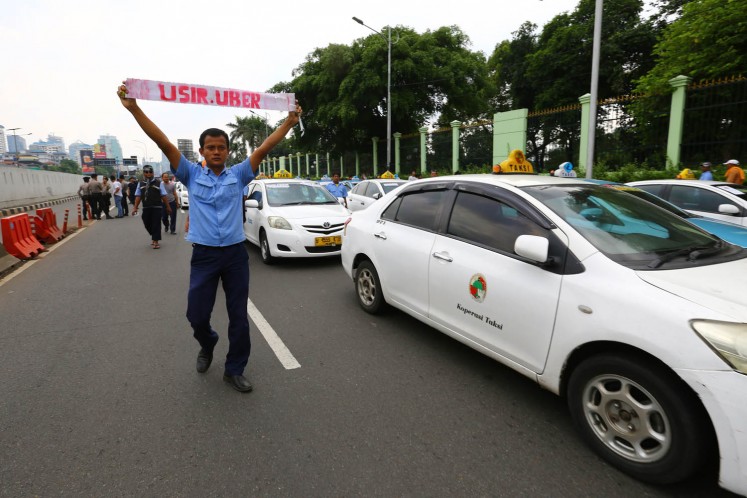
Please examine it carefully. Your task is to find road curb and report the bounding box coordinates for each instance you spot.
[0,195,79,218]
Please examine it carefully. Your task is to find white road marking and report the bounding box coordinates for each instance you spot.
[248,299,301,370]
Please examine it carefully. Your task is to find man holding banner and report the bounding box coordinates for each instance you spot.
[117,80,302,393]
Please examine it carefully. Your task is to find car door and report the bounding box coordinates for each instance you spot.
[428,188,564,372]
[348,182,368,212]
[372,187,449,317]
[243,183,263,244]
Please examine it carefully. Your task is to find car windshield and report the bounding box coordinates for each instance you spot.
[381,181,406,194]
[611,186,691,218]
[525,184,745,269]
[265,182,339,206]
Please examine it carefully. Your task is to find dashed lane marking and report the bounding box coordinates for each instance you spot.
[248,299,301,370]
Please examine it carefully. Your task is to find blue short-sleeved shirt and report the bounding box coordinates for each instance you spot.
[326,182,348,199]
[173,155,255,247]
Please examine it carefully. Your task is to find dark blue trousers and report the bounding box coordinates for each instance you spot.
[162,200,177,233]
[187,243,250,376]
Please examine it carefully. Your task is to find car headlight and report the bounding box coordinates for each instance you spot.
[692,320,747,374]
[267,216,292,230]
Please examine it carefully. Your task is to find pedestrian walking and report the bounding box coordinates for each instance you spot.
[161,172,179,234]
[724,159,745,185]
[131,165,171,249]
[118,81,301,393]
[119,174,129,216]
[112,175,124,218]
[127,177,138,207]
[101,176,114,219]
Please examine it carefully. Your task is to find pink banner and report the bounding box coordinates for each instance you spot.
[124,78,295,112]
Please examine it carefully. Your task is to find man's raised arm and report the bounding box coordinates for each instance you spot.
[117,82,182,170]
[249,102,303,172]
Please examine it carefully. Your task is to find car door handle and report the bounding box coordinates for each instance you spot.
[432,251,453,262]
[374,232,387,240]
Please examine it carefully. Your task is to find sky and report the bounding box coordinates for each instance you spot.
[2,0,582,163]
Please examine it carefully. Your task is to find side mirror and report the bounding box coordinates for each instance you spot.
[514,235,549,263]
[373,193,382,200]
[244,199,260,209]
[718,204,740,215]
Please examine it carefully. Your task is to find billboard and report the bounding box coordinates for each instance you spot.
[80,149,94,174]
[93,143,107,159]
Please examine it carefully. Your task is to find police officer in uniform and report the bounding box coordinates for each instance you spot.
[88,173,104,220]
[78,176,91,220]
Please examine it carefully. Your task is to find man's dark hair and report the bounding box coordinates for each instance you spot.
[199,128,230,148]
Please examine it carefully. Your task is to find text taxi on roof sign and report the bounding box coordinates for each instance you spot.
[492,149,535,174]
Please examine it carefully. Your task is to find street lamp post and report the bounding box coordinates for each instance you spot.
[585,0,603,179]
[353,16,393,171]
[132,139,148,168]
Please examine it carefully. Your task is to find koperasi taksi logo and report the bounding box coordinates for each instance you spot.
[469,274,487,303]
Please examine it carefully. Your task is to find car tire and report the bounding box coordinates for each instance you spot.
[355,260,385,314]
[567,354,712,484]
[259,230,275,265]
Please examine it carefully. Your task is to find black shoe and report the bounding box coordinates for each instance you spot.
[170,231,176,235]
[196,348,213,373]
[106,216,113,219]
[223,374,253,392]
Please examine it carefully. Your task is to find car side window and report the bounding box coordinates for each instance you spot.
[446,191,546,253]
[636,184,665,197]
[352,182,366,195]
[384,191,444,231]
[669,185,733,213]
[364,182,380,198]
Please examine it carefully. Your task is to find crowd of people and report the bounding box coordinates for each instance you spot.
[676,159,744,183]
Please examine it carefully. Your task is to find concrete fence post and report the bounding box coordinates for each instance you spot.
[419,127,428,175]
[578,93,591,173]
[451,121,461,173]
[667,75,692,168]
[393,132,402,176]
[492,109,528,166]
[372,137,380,177]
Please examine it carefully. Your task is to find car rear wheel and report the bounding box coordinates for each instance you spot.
[259,231,275,265]
[355,260,384,314]
[567,354,712,484]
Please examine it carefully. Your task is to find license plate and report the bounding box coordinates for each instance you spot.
[315,236,342,247]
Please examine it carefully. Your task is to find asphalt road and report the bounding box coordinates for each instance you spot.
[0,205,737,497]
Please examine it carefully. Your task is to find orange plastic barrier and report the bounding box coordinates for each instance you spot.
[62,209,70,233]
[1,214,45,259]
[33,207,64,243]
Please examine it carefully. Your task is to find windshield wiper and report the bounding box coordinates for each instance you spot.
[648,242,725,269]
[280,201,306,206]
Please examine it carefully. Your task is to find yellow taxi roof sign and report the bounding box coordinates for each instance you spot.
[273,169,293,178]
[493,149,535,174]
[380,170,395,179]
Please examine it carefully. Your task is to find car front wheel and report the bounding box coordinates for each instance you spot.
[259,231,275,265]
[355,260,384,314]
[567,354,712,484]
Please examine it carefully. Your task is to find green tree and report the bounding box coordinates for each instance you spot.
[636,0,747,94]
[288,26,492,156]
[50,158,81,174]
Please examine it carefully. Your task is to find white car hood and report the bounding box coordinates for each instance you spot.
[636,257,747,320]
[272,205,349,220]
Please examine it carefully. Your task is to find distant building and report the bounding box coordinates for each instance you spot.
[69,141,93,165]
[7,134,27,153]
[0,125,6,155]
[97,134,123,163]
[177,139,198,162]
[30,134,66,154]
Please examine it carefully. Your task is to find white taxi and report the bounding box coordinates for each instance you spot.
[243,179,350,264]
[341,174,747,495]
[347,179,407,212]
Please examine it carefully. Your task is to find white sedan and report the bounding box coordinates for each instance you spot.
[175,182,189,209]
[347,179,407,212]
[341,174,747,495]
[244,179,350,264]
[627,179,747,226]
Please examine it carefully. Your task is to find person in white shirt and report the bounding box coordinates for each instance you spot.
[111,176,123,218]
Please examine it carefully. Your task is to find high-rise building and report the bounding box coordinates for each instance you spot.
[29,134,66,154]
[0,125,6,154]
[69,141,93,165]
[177,139,198,162]
[8,135,27,153]
[97,134,123,163]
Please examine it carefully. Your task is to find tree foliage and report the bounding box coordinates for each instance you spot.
[636,0,747,94]
[288,26,492,154]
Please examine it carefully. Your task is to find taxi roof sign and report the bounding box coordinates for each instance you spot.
[273,169,293,178]
[493,149,535,175]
